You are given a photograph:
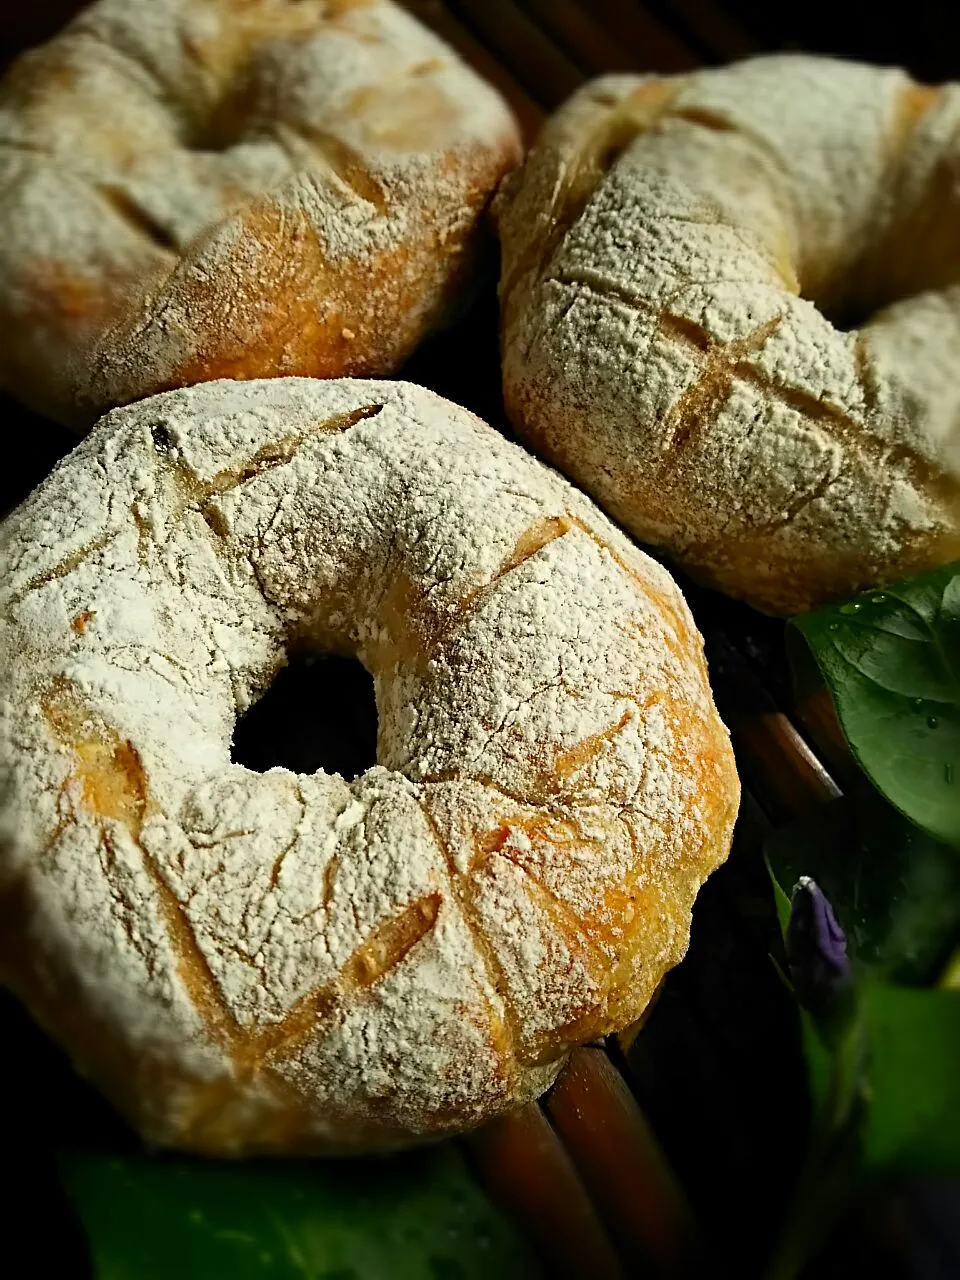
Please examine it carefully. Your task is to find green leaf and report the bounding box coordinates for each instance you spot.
[860,984,960,1176]
[765,801,960,1181]
[940,946,960,989]
[797,1010,839,1120]
[60,1146,539,1280]
[765,782,960,985]
[789,561,960,848]
[763,987,960,1280]
[765,852,794,936]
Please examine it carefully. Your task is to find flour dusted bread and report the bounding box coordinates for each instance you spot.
[0,378,737,1154]
[0,0,520,428]
[497,56,960,616]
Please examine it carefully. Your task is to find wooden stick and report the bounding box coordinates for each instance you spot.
[451,0,587,108]
[517,0,647,75]
[399,1,546,142]
[567,0,699,72]
[544,1048,701,1276]
[733,710,841,819]
[653,0,760,61]
[464,1100,627,1279]
[794,685,857,785]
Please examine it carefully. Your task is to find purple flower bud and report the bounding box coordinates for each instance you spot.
[786,877,851,1013]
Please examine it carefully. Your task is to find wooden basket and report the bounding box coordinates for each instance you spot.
[390,7,960,1277]
[1,4,956,1277]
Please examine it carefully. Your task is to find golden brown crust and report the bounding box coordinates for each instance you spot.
[0,378,738,1153]
[97,147,500,402]
[0,0,521,427]
[497,59,960,615]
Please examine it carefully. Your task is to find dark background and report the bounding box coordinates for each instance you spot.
[0,4,958,1278]
[6,1,960,94]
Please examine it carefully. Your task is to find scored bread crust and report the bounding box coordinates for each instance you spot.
[497,56,960,616]
[0,0,520,428]
[0,377,738,1155]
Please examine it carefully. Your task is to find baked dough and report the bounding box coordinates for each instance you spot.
[497,56,960,616]
[0,0,520,428]
[0,378,737,1154]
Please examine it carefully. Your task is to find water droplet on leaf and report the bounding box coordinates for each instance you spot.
[839,601,862,613]
[927,715,938,729]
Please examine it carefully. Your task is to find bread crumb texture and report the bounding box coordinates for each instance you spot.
[0,0,520,426]
[0,378,738,1154]
[497,56,960,615]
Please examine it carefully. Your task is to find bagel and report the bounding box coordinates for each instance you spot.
[0,0,520,428]
[496,56,960,616]
[0,378,738,1154]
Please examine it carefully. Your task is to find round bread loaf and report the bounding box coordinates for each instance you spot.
[0,378,737,1155]
[0,0,520,428]
[497,56,960,616]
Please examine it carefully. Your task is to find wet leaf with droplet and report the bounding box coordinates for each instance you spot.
[766,782,960,985]
[789,561,960,848]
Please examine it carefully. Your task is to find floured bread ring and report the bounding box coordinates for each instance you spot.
[0,0,520,429]
[0,378,737,1155]
[497,56,960,616]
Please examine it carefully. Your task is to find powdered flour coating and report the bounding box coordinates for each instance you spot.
[0,378,738,1153]
[0,0,519,426]
[498,57,960,614]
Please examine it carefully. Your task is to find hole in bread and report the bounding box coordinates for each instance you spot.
[232,652,377,780]
[797,82,946,332]
[817,300,877,334]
